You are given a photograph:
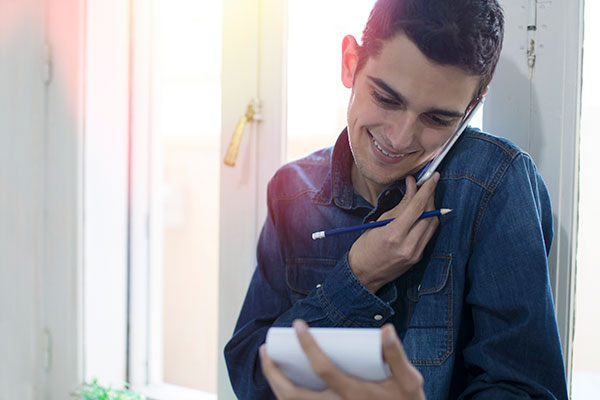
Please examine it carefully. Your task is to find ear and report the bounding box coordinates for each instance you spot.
[342,35,360,89]
[468,86,488,110]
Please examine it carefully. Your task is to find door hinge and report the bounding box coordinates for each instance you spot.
[526,0,538,78]
[526,0,551,79]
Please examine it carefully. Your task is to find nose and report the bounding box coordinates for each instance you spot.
[385,111,419,150]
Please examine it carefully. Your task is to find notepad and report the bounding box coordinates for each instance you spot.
[265,327,391,391]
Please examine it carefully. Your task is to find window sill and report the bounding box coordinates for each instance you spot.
[136,383,217,400]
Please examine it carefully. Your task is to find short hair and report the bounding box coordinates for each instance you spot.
[357,0,504,97]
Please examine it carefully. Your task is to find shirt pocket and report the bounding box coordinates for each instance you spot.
[403,254,453,366]
[285,257,338,303]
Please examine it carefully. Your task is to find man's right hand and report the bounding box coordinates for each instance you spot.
[348,172,440,293]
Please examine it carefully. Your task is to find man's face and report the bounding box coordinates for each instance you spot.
[342,33,481,196]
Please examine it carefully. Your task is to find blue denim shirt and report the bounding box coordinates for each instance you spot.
[224,128,568,399]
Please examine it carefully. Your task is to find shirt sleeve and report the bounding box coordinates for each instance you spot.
[459,153,568,399]
[224,178,397,400]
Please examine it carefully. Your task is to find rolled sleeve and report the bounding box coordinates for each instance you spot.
[316,252,397,327]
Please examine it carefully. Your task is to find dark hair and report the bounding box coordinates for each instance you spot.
[357,0,504,97]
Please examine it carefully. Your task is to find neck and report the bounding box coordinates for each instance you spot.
[351,164,386,206]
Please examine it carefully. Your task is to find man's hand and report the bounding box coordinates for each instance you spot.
[349,173,440,293]
[260,320,426,400]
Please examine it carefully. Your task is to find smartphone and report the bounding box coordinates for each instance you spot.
[415,96,485,186]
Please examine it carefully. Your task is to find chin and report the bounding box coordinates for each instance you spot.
[362,166,403,187]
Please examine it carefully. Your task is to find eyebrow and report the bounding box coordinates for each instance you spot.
[368,76,465,119]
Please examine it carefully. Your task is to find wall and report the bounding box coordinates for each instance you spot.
[0,1,45,398]
[41,0,87,396]
[0,0,86,398]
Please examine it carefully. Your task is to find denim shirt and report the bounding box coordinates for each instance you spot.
[224,128,568,400]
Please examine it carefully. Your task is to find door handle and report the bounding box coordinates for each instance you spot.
[224,99,261,167]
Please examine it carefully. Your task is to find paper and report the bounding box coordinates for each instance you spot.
[265,327,391,391]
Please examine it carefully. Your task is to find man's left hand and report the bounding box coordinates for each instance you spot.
[260,320,426,400]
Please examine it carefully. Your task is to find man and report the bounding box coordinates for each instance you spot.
[225,0,568,398]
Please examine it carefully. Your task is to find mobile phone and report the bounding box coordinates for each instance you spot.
[415,96,485,186]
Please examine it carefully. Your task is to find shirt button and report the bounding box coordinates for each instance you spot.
[316,284,322,288]
[374,314,383,321]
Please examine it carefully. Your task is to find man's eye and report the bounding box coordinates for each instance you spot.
[371,91,398,107]
[423,114,453,127]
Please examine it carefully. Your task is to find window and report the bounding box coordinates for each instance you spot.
[129,0,221,397]
[286,0,377,162]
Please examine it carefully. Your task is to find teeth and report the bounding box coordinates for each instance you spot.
[372,137,404,158]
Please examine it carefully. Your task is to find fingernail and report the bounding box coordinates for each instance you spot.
[259,344,266,358]
[293,319,308,333]
[433,172,440,182]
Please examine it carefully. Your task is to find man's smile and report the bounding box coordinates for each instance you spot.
[368,129,412,163]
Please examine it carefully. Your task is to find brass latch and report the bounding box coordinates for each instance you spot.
[224,99,262,167]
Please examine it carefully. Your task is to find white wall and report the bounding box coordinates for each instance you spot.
[1,0,87,398]
[41,0,86,397]
[0,1,45,398]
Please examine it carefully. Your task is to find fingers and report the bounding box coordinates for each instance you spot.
[381,324,410,375]
[385,172,439,240]
[382,175,418,220]
[403,172,439,223]
[260,344,300,398]
[264,324,425,400]
[381,325,425,397]
[405,189,439,249]
[293,320,356,396]
[405,175,418,199]
[261,343,333,400]
[379,172,439,223]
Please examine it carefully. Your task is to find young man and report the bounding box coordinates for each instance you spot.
[225,0,568,398]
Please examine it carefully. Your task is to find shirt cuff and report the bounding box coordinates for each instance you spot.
[316,252,396,327]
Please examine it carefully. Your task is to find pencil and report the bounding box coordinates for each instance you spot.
[311,208,452,240]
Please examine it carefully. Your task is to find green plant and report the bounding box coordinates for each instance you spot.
[74,378,145,400]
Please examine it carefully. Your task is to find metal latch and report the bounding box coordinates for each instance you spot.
[224,98,262,167]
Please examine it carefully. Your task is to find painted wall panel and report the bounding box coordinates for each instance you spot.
[0,2,45,398]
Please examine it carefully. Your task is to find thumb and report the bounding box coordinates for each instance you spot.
[381,325,424,390]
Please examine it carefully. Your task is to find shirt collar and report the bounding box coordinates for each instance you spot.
[313,128,354,209]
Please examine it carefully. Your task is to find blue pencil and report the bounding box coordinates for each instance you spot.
[311,208,452,240]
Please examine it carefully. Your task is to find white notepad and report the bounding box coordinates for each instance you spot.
[265,327,391,391]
